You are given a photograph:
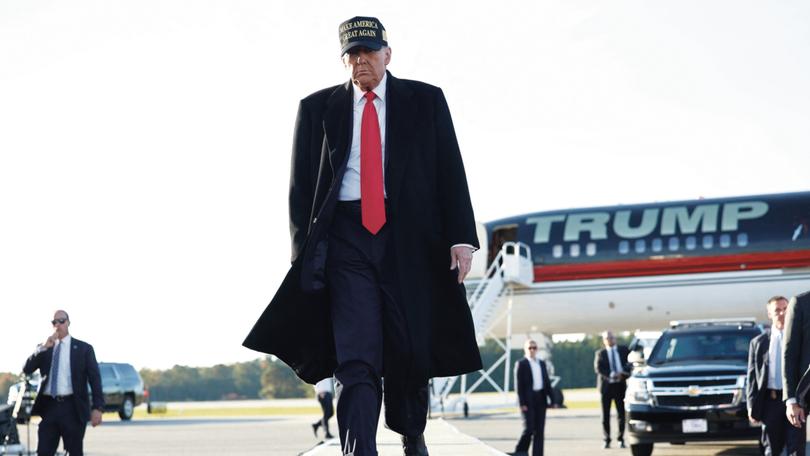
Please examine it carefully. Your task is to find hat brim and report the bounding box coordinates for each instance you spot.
[341,40,384,56]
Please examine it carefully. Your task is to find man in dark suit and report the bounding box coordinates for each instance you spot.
[23,310,104,456]
[783,291,810,453]
[747,296,805,455]
[594,330,630,449]
[510,339,552,456]
[243,16,481,456]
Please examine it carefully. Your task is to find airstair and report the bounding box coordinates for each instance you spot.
[430,242,534,414]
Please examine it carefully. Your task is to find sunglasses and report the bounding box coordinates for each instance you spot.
[528,346,538,350]
[51,318,68,325]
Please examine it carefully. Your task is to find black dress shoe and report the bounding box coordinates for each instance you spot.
[602,441,610,449]
[618,440,626,449]
[402,434,429,456]
[325,432,335,439]
[311,422,319,437]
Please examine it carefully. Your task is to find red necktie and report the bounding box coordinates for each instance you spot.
[361,91,385,234]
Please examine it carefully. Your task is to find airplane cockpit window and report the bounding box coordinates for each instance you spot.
[702,235,714,249]
[685,236,697,250]
[651,238,663,252]
[634,239,645,254]
[618,240,629,254]
[737,233,749,247]
[668,237,679,251]
[719,234,731,248]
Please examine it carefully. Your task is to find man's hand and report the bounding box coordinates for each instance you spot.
[748,417,760,426]
[520,405,528,412]
[786,403,806,428]
[43,331,58,349]
[91,409,103,427]
[450,246,474,284]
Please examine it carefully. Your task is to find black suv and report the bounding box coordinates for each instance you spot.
[7,362,146,422]
[625,319,762,456]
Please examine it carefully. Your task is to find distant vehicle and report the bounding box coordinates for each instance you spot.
[7,362,146,422]
[624,319,762,456]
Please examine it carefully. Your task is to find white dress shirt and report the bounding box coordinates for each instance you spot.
[526,356,544,391]
[48,335,74,396]
[338,73,387,201]
[768,328,783,390]
[314,377,333,395]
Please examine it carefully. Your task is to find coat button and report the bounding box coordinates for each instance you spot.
[312,217,318,224]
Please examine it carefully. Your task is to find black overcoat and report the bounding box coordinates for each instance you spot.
[244,72,482,384]
[746,331,770,421]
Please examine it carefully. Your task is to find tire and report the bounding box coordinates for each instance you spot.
[630,442,653,456]
[118,395,135,421]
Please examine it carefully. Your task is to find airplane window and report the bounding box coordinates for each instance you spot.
[702,235,713,249]
[651,238,662,252]
[586,242,597,256]
[668,237,679,251]
[719,234,731,248]
[685,236,697,250]
[737,233,749,247]
[634,239,645,253]
[552,245,563,258]
[619,240,629,254]
[570,244,581,257]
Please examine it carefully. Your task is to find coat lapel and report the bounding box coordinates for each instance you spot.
[323,81,353,173]
[384,72,416,208]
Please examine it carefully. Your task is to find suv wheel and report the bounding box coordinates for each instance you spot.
[631,443,653,456]
[118,395,135,421]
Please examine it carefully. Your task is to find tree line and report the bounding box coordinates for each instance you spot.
[0,334,628,403]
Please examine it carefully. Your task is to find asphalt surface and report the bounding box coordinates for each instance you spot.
[9,408,808,455]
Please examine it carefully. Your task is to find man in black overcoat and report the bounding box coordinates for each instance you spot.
[243,16,481,456]
[594,330,631,449]
[23,310,104,456]
[510,339,552,456]
[783,290,810,453]
[747,296,805,455]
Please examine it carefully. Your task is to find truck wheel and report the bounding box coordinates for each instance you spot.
[118,395,135,420]
[631,443,653,456]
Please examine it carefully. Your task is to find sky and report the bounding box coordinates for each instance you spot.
[1,1,809,374]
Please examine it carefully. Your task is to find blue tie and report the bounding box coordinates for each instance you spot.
[49,342,61,396]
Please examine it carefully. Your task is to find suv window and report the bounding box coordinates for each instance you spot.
[647,330,758,365]
[100,364,117,381]
[117,364,140,380]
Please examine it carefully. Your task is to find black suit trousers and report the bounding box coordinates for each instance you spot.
[760,395,806,456]
[601,382,626,442]
[515,391,547,456]
[328,203,427,456]
[37,396,86,456]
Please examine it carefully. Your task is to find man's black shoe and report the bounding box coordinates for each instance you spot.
[325,432,335,439]
[618,440,626,449]
[311,422,319,437]
[402,434,429,456]
[602,441,610,449]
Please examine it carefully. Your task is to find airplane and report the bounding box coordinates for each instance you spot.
[466,191,810,337]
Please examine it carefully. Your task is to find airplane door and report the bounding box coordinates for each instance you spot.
[488,225,518,266]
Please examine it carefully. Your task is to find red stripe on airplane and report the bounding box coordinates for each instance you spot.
[533,249,810,282]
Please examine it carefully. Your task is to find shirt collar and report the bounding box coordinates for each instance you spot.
[353,72,388,106]
[57,334,71,347]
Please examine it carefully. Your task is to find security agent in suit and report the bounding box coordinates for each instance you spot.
[594,330,631,449]
[747,296,806,456]
[243,16,481,456]
[784,291,810,451]
[23,310,104,456]
[510,339,553,456]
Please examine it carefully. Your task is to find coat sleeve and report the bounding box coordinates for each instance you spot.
[289,100,316,263]
[594,350,609,380]
[514,361,527,407]
[746,337,759,417]
[433,89,478,249]
[783,295,805,400]
[22,347,47,376]
[85,344,105,411]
